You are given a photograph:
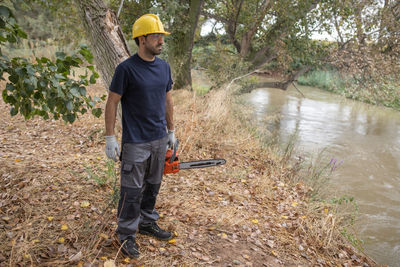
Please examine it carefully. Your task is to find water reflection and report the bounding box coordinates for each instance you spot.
[244,86,400,267]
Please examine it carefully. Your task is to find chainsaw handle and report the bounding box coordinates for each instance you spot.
[169,139,179,163]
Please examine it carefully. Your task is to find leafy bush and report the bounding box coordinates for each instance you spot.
[0,5,103,123]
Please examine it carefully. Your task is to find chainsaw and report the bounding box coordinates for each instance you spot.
[164,139,226,174]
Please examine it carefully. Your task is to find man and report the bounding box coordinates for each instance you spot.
[104,14,176,258]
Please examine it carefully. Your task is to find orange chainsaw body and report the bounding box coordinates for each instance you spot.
[164,148,180,174]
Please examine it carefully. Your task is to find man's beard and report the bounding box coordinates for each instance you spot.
[146,44,162,56]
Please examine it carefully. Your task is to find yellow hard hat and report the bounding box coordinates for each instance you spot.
[132,14,170,39]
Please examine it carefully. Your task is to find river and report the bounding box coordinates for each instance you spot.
[242,84,400,267]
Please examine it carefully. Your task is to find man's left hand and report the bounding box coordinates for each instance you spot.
[167,129,175,148]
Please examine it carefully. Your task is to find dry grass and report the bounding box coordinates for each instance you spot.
[0,78,380,266]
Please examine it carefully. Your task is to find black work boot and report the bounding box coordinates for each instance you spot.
[139,222,173,241]
[120,237,140,258]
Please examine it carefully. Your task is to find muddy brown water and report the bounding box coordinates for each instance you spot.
[242,84,400,267]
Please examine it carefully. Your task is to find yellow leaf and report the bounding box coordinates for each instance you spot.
[100,256,108,260]
[281,215,288,219]
[159,248,166,252]
[324,208,329,214]
[291,202,298,207]
[97,156,101,160]
[47,216,54,222]
[58,237,65,243]
[241,179,247,183]
[301,216,306,219]
[61,224,68,231]
[80,201,90,208]
[99,233,109,239]
[15,159,21,162]
[221,233,227,239]
[32,239,40,244]
[271,250,278,257]
[123,257,130,263]
[159,213,164,218]
[174,231,178,237]
[251,219,259,224]
[168,239,177,245]
[24,254,30,259]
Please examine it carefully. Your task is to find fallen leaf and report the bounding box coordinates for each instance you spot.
[61,224,68,231]
[80,201,90,208]
[104,260,115,267]
[324,208,329,214]
[291,202,298,207]
[69,251,82,262]
[252,219,259,224]
[58,237,65,243]
[168,239,177,245]
[99,233,108,239]
[123,257,130,263]
[47,216,54,222]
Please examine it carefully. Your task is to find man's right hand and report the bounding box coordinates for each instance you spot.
[105,135,120,161]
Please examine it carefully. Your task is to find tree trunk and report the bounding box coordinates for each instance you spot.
[168,0,203,90]
[75,0,130,88]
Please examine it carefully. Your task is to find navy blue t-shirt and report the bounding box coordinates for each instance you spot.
[109,54,173,144]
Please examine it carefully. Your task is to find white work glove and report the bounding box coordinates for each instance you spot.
[105,135,120,162]
[167,129,176,149]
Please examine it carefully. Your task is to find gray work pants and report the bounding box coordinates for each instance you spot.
[116,136,168,241]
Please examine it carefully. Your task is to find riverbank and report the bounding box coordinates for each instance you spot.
[298,69,400,112]
[0,80,379,266]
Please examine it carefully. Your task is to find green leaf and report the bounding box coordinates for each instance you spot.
[91,108,102,118]
[5,83,15,91]
[16,28,27,39]
[79,86,86,96]
[0,6,11,18]
[66,101,73,111]
[70,85,81,97]
[10,107,18,116]
[63,113,76,123]
[55,52,66,60]
[89,74,97,84]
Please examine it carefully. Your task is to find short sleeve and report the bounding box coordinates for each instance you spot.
[166,64,173,92]
[109,64,128,96]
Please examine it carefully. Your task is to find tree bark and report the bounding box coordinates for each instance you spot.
[75,0,130,88]
[168,0,204,89]
[239,0,270,58]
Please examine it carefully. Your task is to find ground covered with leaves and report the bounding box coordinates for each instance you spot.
[0,81,380,266]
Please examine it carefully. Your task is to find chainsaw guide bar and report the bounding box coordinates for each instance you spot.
[164,139,226,174]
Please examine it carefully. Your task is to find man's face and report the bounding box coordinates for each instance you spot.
[143,33,164,56]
